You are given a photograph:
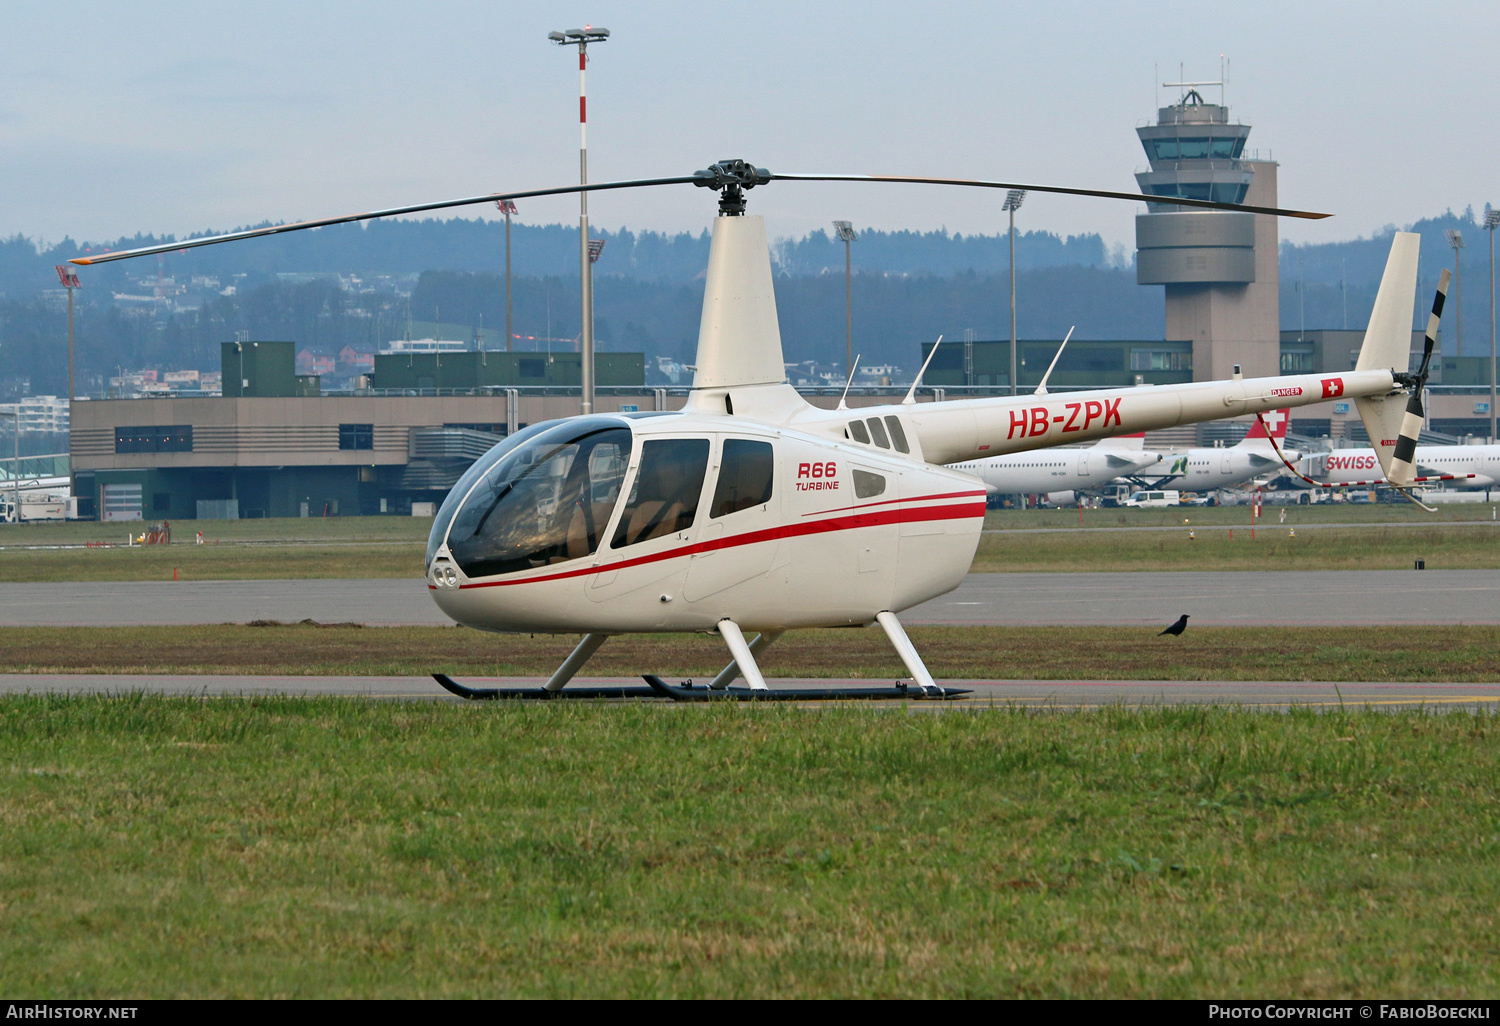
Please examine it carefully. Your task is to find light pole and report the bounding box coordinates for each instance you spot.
[833,221,856,377]
[2,410,18,524]
[54,265,80,402]
[1446,228,1465,357]
[548,25,610,414]
[1487,207,1500,443]
[54,265,80,499]
[496,199,518,353]
[1003,190,1026,395]
[587,238,606,365]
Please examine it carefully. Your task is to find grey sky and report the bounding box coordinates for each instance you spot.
[2,0,1495,255]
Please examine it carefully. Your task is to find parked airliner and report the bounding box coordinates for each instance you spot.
[1140,409,1299,490]
[1300,443,1500,490]
[948,434,1162,502]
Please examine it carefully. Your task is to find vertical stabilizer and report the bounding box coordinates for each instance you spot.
[1355,232,1419,374]
[1353,232,1422,481]
[691,215,786,390]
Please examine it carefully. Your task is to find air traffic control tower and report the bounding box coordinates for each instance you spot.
[1135,85,1280,381]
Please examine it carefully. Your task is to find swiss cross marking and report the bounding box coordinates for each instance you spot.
[1321,377,1344,398]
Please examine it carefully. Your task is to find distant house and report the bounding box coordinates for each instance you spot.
[337,346,375,372]
[296,349,337,376]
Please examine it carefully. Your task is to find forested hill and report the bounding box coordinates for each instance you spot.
[0,207,1493,400]
[0,220,1111,299]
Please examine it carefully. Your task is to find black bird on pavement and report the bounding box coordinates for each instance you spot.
[1158,614,1189,637]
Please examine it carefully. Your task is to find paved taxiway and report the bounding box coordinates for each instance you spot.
[2,569,1495,626]
[4,674,1496,712]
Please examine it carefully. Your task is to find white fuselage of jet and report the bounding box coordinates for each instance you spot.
[1146,443,1302,490]
[1301,444,1500,489]
[949,446,1162,495]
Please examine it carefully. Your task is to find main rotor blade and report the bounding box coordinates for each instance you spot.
[68,175,702,266]
[770,172,1331,220]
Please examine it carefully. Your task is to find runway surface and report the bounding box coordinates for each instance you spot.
[2,569,1495,626]
[4,674,1495,712]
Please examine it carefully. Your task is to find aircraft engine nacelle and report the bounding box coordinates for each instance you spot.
[424,414,985,635]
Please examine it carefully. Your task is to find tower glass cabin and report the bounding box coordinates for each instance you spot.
[1134,88,1281,382]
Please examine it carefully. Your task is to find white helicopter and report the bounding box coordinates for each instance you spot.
[73,161,1441,701]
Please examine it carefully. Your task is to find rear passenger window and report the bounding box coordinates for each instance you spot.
[866,418,890,448]
[710,439,774,518]
[848,420,870,444]
[884,416,910,453]
[853,470,886,498]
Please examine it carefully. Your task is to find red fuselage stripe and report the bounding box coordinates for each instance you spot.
[456,500,988,589]
[801,488,986,517]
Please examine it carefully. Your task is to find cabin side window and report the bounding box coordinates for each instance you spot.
[853,469,886,499]
[866,418,891,448]
[884,416,910,453]
[848,420,870,444]
[710,439,774,518]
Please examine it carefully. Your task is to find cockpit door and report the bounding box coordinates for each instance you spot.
[682,436,781,603]
[586,436,712,606]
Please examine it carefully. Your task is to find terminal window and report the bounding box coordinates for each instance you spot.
[115,425,192,454]
[1130,350,1192,372]
[339,424,374,450]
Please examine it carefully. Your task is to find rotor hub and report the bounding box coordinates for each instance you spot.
[692,159,773,215]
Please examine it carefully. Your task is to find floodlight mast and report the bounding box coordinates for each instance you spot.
[53,265,80,497]
[1003,189,1025,395]
[833,220,856,377]
[496,199,518,352]
[550,25,610,413]
[1446,228,1464,357]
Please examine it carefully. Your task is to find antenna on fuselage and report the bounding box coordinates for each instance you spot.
[902,335,943,405]
[836,354,862,410]
[1033,326,1075,396]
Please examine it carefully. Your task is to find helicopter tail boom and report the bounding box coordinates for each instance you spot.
[899,232,1421,465]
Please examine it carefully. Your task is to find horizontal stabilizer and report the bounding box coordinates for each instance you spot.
[1094,432,1147,450]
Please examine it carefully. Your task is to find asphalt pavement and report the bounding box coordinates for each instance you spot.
[1,570,1494,627]
[2,673,1494,712]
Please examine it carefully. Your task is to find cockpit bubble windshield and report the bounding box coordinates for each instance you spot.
[429,417,633,578]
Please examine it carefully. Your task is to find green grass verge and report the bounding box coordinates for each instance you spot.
[971,524,1500,571]
[0,516,432,546]
[1,696,1495,997]
[984,504,1500,530]
[0,544,421,582]
[4,624,1498,682]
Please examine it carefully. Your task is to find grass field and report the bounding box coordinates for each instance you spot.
[4,624,1498,683]
[1,508,1497,580]
[1,696,1495,998]
[970,524,1500,572]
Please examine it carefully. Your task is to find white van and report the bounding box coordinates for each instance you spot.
[1122,489,1180,508]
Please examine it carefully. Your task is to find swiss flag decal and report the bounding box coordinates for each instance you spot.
[1321,377,1344,398]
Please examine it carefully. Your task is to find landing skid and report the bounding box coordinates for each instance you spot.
[431,672,969,702]
[642,675,969,702]
[431,673,659,701]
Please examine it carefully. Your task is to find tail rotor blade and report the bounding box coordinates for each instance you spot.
[1392,269,1452,481]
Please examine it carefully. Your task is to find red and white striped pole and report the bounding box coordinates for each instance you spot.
[550,27,610,414]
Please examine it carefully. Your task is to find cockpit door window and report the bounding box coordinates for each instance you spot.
[444,422,632,578]
[611,438,711,548]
